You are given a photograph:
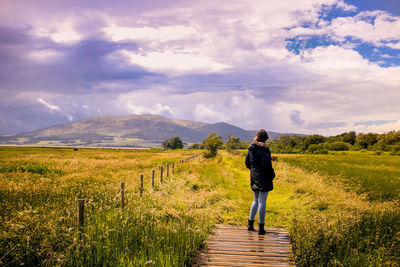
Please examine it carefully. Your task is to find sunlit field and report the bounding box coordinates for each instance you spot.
[1,147,399,266]
[0,147,220,266]
[278,152,400,265]
[279,151,400,201]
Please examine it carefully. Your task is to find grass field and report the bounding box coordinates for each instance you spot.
[279,151,400,201]
[0,147,399,266]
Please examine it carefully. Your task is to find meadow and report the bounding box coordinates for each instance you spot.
[279,151,400,201]
[0,147,399,266]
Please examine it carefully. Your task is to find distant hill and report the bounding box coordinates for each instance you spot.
[0,114,303,147]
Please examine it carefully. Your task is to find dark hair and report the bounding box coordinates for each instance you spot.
[256,129,269,142]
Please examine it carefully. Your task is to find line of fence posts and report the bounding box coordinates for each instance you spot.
[75,153,200,233]
[6,154,201,266]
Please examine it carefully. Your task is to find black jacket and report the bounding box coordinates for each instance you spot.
[245,142,275,192]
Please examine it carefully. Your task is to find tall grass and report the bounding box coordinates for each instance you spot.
[275,153,400,266]
[279,153,400,201]
[0,147,223,266]
[2,147,399,266]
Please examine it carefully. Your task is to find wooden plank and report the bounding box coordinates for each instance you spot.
[208,239,290,246]
[210,232,289,237]
[206,253,291,261]
[215,227,288,234]
[206,244,291,249]
[206,249,291,257]
[201,259,294,266]
[210,233,290,239]
[208,243,290,250]
[206,247,291,254]
[213,228,288,234]
[206,255,290,264]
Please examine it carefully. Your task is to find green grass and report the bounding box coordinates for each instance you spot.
[1,147,399,266]
[0,147,219,266]
[278,152,400,201]
[219,150,400,266]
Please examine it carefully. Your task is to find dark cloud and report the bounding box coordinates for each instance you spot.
[0,30,160,93]
[0,25,30,45]
[290,111,305,126]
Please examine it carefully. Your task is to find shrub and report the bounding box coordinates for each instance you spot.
[187,143,204,149]
[328,141,349,151]
[389,144,400,156]
[162,137,184,149]
[315,148,328,154]
[202,132,223,158]
[307,143,326,154]
[224,135,249,149]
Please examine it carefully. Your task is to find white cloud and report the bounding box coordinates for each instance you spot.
[126,101,176,116]
[329,11,400,45]
[194,104,230,123]
[307,120,400,136]
[31,21,81,44]
[50,22,81,43]
[387,41,400,49]
[104,25,196,42]
[29,49,63,61]
[120,50,228,74]
[38,98,61,112]
[116,89,271,126]
[37,98,74,122]
[335,0,357,12]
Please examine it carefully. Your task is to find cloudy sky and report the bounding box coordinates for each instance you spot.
[1,0,400,135]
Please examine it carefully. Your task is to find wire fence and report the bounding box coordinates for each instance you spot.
[0,153,202,266]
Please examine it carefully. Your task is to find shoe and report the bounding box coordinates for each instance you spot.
[258,223,266,235]
[247,220,255,231]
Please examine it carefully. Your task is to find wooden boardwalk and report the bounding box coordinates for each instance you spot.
[194,225,295,266]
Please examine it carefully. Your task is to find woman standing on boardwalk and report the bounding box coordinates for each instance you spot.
[245,129,275,235]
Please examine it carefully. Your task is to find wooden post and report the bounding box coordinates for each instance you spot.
[120,182,125,210]
[160,166,163,184]
[167,164,169,177]
[140,175,144,197]
[77,199,84,230]
[152,169,155,188]
[172,162,174,175]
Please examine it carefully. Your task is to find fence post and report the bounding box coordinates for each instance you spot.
[140,175,144,197]
[77,199,84,231]
[160,166,163,184]
[152,169,155,188]
[167,164,169,178]
[172,162,174,175]
[121,182,125,210]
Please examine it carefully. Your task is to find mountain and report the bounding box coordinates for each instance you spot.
[0,114,301,147]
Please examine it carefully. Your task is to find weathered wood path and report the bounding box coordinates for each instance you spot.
[194,225,295,266]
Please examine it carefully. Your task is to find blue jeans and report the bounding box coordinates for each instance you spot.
[249,190,269,224]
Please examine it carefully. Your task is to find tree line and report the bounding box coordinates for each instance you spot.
[162,133,249,158]
[268,130,400,155]
[163,130,400,156]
